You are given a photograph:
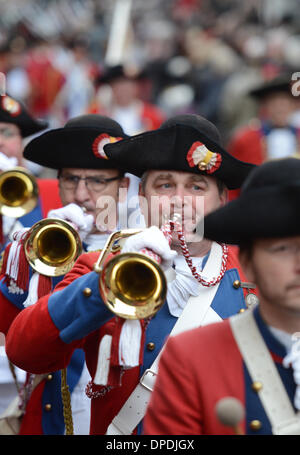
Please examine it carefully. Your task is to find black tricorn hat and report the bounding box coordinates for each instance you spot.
[104,114,256,190]
[201,157,300,245]
[0,94,48,137]
[23,114,128,170]
[249,74,293,99]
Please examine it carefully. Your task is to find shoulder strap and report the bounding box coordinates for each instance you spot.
[230,310,300,435]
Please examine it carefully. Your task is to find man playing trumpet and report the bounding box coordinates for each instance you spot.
[143,157,300,435]
[5,114,255,435]
[0,113,129,435]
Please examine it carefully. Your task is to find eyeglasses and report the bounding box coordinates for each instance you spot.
[0,127,20,138]
[59,174,120,192]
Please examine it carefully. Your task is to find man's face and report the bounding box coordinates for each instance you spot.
[110,78,138,107]
[261,93,296,127]
[0,122,23,165]
[241,236,300,316]
[139,170,227,242]
[59,168,129,233]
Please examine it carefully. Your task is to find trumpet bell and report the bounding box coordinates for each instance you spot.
[99,252,167,320]
[0,167,39,217]
[25,218,82,276]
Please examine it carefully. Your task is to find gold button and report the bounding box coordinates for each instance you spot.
[233,280,241,289]
[239,308,245,313]
[252,381,263,392]
[147,342,155,351]
[83,287,92,297]
[250,420,262,431]
[46,374,53,381]
[45,404,52,412]
[198,161,207,171]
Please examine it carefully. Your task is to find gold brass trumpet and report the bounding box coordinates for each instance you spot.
[0,167,39,217]
[24,218,82,277]
[94,229,167,320]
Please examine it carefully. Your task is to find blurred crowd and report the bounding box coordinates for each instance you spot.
[0,0,300,177]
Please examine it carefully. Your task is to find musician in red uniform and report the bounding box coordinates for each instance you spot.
[0,93,61,423]
[89,64,165,135]
[227,74,299,201]
[5,114,256,435]
[228,74,299,166]
[0,114,129,435]
[144,157,300,435]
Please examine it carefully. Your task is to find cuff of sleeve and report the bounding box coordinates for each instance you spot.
[48,271,113,344]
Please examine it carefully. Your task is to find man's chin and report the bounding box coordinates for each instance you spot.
[171,231,203,244]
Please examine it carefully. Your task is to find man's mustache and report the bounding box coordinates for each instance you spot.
[286,281,300,291]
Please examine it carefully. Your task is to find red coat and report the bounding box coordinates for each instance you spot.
[228,125,266,166]
[227,125,265,201]
[0,179,62,434]
[0,179,61,334]
[143,308,296,435]
[143,320,245,435]
[36,178,62,217]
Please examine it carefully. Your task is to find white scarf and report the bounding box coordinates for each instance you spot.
[94,244,225,385]
[166,255,204,317]
[266,128,297,160]
[84,233,110,251]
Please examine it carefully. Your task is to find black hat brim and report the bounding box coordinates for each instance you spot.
[98,65,144,85]
[104,124,256,189]
[24,127,127,170]
[0,109,48,138]
[249,77,292,99]
[201,183,300,244]
[0,95,48,137]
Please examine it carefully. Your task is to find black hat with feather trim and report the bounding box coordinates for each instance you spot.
[104,114,256,189]
[23,114,128,170]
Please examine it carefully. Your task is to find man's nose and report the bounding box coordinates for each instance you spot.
[73,180,90,203]
[0,135,6,147]
[172,185,192,211]
[173,185,187,203]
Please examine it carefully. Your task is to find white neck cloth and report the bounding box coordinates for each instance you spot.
[166,255,204,317]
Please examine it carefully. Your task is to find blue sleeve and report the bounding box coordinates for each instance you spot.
[0,271,63,310]
[48,271,113,344]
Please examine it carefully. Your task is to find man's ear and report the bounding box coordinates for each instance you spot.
[238,248,255,283]
[220,187,228,207]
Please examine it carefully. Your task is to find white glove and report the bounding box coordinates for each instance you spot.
[0,152,18,171]
[47,203,94,242]
[121,226,177,271]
